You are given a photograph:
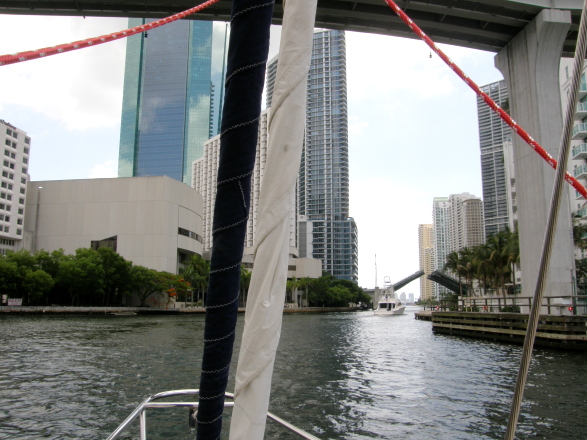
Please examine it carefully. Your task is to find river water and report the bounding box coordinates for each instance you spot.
[1,307,586,439]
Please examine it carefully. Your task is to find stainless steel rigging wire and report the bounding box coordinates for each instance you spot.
[504,1,587,438]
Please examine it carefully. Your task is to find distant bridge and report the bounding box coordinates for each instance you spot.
[428,270,468,296]
[0,0,583,55]
[393,270,424,291]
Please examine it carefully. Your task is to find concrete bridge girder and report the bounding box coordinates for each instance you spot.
[495,9,575,297]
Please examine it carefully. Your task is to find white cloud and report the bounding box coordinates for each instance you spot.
[0,16,127,131]
[88,160,117,178]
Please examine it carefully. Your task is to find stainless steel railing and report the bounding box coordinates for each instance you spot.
[107,389,321,440]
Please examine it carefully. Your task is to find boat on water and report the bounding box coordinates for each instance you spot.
[374,293,406,316]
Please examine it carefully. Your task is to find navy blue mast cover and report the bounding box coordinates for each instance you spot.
[196,0,274,438]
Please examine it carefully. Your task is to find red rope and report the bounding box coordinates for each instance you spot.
[384,0,587,200]
[0,0,220,67]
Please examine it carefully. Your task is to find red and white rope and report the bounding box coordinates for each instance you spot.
[384,0,587,199]
[0,0,220,67]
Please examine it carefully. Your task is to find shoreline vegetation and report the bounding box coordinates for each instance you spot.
[1,248,371,309]
[0,306,363,315]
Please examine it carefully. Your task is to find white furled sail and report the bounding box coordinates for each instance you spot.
[229,0,318,438]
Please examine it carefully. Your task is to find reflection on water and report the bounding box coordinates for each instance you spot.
[1,307,587,439]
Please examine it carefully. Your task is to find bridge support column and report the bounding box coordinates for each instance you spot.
[495,9,574,298]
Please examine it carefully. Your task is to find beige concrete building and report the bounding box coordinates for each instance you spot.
[24,176,203,274]
[418,224,435,301]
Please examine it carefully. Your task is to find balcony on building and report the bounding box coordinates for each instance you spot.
[577,207,587,218]
[572,123,587,140]
[576,102,587,120]
[579,81,587,100]
[572,143,587,160]
[574,164,587,179]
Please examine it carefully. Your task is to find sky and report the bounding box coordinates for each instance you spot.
[0,15,505,297]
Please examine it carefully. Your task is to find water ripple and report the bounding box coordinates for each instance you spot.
[1,309,587,439]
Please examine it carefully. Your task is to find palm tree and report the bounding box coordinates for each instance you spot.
[297,277,313,307]
[181,254,210,306]
[240,266,252,307]
[285,276,298,306]
[444,251,463,296]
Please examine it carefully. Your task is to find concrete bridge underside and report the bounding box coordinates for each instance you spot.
[0,0,584,56]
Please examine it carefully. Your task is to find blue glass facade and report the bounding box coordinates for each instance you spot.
[119,20,228,185]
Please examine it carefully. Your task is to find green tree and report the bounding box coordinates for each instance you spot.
[23,270,54,305]
[239,266,251,307]
[55,249,105,306]
[126,266,166,307]
[181,254,210,306]
[0,258,20,297]
[285,276,298,305]
[96,247,132,306]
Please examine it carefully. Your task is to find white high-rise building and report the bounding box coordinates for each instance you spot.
[432,197,451,299]
[432,193,484,299]
[418,224,435,301]
[448,193,485,252]
[0,120,30,255]
[560,58,587,263]
[192,109,298,257]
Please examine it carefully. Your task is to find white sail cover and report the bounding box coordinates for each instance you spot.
[229,0,317,438]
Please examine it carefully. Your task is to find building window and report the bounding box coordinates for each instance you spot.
[9,163,14,170]
[4,140,9,146]
[3,160,8,167]
[7,184,12,190]
[1,182,5,189]
[22,158,27,164]
[20,177,25,184]
[0,204,4,210]
[3,150,9,157]
[17,218,22,225]
[6,195,11,201]
[21,167,26,173]
[6,129,11,136]
[18,198,23,205]
[9,173,13,180]
[4,226,8,233]
[24,148,28,155]
[4,216,9,222]
[17,208,23,215]
[24,137,30,145]
[16,229,21,235]
[0,215,3,221]
[90,236,117,252]
[19,188,25,195]
[1,172,5,178]
[10,153,15,159]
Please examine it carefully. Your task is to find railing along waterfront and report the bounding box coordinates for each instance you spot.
[436,295,587,315]
[107,390,321,440]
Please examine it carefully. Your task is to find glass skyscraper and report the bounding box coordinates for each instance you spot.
[267,30,358,282]
[118,20,228,185]
[477,80,511,238]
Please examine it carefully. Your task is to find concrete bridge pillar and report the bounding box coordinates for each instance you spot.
[495,9,575,298]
